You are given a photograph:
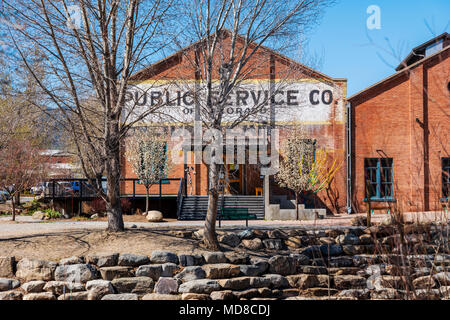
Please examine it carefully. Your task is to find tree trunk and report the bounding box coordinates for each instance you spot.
[11,194,16,222]
[105,137,124,232]
[15,192,20,206]
[204,161,220,250]
[145,185,150,214]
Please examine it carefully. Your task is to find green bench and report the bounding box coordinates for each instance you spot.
[219,207,257,227]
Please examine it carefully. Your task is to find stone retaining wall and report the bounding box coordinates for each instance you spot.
[1,224,449,300]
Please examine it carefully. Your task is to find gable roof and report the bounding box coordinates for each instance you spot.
[130,29,342,83]
[396,32,449,71]
[348,41,449,103]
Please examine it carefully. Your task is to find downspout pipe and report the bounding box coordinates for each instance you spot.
[346,101,352,214]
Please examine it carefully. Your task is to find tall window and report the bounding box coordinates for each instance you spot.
[443,158,450,199]
[364,158,394,201]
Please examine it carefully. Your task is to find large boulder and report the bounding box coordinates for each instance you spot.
[135,265,162,280]
[43,281,85,295]
[178,279,221,294]
[287,274,330,289]
[59,256,84,265]
[0,290,23,300]
[23,292,56,300]
[262,239,284,250]
[16,258,57,282]
[21,280,46,293]
[118,253,150,267]
[202,252,227,264]
[241,238,263,250]
[224,252,249,265]
[202,264,240,279]
[150,251,179,264]
[154,277,179,294]
[101,293,138,300]
[178,254,204,267]
[174,266,206,282]
[268,256,296,276]
[0,256,15,278]
[99,266,133,281]
[58,291,89,300]
[111,277,154,295]
[86,279,114,300]
[218,233,241,247]
[32,211,45,220]
[146,210,163,222]
[336,233,360,245]
[86,253,119,267]
[54,264,98,283]
[262,274,290,289]
[142,293,181,300]
[0,278,20,291]
[333,275,367,290]
[218,277,251,291]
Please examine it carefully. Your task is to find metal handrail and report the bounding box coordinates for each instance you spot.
[176,178,186,219]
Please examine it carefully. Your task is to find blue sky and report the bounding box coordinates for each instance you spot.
[306,0,450,96]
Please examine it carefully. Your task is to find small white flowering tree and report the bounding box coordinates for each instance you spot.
[125,128,171,214]
[276,127,341,218]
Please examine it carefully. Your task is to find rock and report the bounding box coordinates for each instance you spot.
[239,265,262,277]
[329,256,354,268]
[32,211,45,220]
[262,274,290,289]
[58,291,89,300]
[412,276,436,289]
[99,266,133,281]
[193,228,205,239]
[252,229,267,239]
[301,245,342,258]
[336,233,360,245]
[298,266,328,275]
[91,214,99,219]
[202,252,227,264]
[287,274,330,289]
[218,233,241,247]
[218,277,251,291]
[86,253,119,267]
[262,239,284,250]
[250,259,269,275]
[0,290,23,300]
[268,256,296,276]
[101,293,138,300]
[118,253,150,267]
[365,225,396,237]
[224,252,249,265]
[161,263,179,277]
[86,279,114,300]
[210,290,235,300]
[372,275,406,290]
[267,229,288,240]
[359,234,374,244]
[385,265,413,276]
[142,293,181,300]
[179,279,221,294]
[433,272,450,286]
[174,266,206,282]
[0,278,20,291]
[154,277,179,294]
[179,254,204,267]
[328,267,361,276]
[55,264,98,283]
[135,265,162,280]
[319,237,336,245]
[333,275,367,289]
[342,245,358,255]
[16,258,57,281]
[237,229,253,240]
[23,292,56,300]
[59,256,84,265]
[248,277,273,288]
[146,210,163,222]
[111,277,154,295]
[43,281,84,295]
[285,236,303,248]
[202,264,240,279]
[233,288,260,299]
[181,293,210,300]
[301,288,338,297]
[413,289,440,300]
[371,288,402,300]
[337,289,370,300]
[0,256,15,278]
[241,238,263,250]
[21,280,46,293]
[149,251,178,264]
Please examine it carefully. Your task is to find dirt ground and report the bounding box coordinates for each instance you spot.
[0,228,213,261]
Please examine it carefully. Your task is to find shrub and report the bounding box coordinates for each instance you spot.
[44,209,61,219]
[89,198,106,214]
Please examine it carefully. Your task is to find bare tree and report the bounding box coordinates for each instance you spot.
[1,0,176,231]
[276,126,341,218]
[125,127,172,214]
[174,0,334,249]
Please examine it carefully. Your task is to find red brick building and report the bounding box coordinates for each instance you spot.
[347,33,450,214]
[120,32,348,219]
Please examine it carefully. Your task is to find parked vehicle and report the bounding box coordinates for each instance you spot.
[0,190,11,201]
